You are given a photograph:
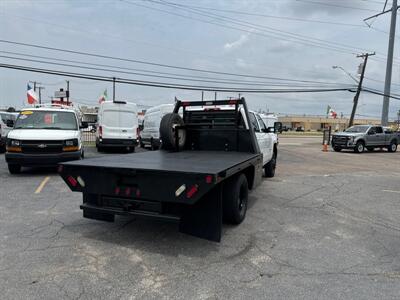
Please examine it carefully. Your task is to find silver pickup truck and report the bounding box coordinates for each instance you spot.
[331,125,399,153]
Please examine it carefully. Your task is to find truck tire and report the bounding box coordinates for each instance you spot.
[160,113,186,151]
[264,152,277,178]
[354,141,364,153]
[223,174,248,225]
[333,146,342,152]
[8,164,21,174]
[388,141,397,152]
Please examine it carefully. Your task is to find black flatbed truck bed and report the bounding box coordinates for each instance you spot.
[59,98,264,242]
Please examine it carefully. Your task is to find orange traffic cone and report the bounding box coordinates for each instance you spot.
[322,141,328,152]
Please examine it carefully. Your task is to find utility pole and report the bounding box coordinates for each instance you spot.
[364,0,399,125]
[382,0,397,125]
[37,86,45,104]
[348,52,375,128]
[66,80,70,105]
[113,77,116,102]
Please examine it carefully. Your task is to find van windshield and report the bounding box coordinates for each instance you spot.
[14,111,78,130]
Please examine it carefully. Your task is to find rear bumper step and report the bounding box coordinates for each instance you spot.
[80,203,180,222]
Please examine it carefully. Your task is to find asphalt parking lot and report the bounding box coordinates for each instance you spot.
[1,138,400,299]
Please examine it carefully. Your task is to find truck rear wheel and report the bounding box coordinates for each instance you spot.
[160,113,186,151]
[388,141,397,152]
[354,141,364,153]
[8,164,21,174]
[223,174,248,225]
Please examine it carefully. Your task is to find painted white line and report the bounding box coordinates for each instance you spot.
[279,143,304,146]
[382,190,400,194]
[35,176,51,194]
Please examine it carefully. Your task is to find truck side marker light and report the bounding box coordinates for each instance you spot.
[115,187,120,195]
[76,176,85,187]
[175,184,186,197]
[67,176,78,187]
[186,184,199,199]
[205,175,213,184]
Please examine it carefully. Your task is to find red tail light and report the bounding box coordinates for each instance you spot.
[125,187,131,196]
[205,175,213,184]
[67,176,78,187]
[186,185,199,199]
[99,126,103,137]
[115,187,120,195]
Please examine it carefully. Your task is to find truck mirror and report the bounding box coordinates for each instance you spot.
[6,119,14,128]
[274,122,283,133]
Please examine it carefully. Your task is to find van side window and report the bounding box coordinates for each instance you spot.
[249,113,260,132]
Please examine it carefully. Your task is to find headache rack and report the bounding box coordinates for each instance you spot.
[172,98,259,153]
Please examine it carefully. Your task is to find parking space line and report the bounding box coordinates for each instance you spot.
[35,176,51,194]
[382,190,400,194]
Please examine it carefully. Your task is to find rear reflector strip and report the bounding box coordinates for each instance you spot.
[77,176,85,187]
[175,184,186,197]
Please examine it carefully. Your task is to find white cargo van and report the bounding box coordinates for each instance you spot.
[5,106,86,174]
[140,104,173,149]
[96,101,138,152]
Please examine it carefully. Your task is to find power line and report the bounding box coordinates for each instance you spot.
[0,62,355,93]
[295,0,380,12]
[0,51,353,87]
[134,0,396,62]
[128,0,359,56]
[0,39,355,85]
[136,3,365,28]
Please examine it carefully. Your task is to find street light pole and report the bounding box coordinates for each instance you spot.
[332,66,359,83]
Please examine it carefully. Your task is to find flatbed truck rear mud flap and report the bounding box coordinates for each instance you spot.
[79,185,223,242]
[179,185,222,242]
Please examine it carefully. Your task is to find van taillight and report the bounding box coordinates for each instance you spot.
[99,126,102,136]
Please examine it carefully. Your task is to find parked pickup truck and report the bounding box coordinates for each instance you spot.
[331,125,399,153]
[59,98,281,242]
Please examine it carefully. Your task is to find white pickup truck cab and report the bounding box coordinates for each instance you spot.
[186,104,280,177]
[5,106,86,174]
[247,110,279,177]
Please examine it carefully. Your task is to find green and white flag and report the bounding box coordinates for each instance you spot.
[98,89,108,103]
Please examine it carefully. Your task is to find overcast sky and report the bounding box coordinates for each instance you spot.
[1,0,400,120]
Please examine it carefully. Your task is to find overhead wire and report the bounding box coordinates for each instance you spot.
[0,51,353,87]
[0,39,355,85]
[0,63,356,93]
